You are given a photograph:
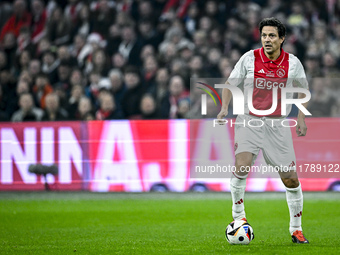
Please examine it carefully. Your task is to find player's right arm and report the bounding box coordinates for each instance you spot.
[217,83,232,119]
[216,50,252,120]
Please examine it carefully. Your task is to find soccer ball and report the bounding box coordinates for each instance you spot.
[225,220,254,245]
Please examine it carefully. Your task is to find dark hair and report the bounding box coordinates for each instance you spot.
[259,17,286,47]
[124,65,140,77]
[36,72,48,79]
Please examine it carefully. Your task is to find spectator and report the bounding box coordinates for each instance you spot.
[308,78,337,117]
[34,37,51,59]
[78,32,106,70]
[11,92,43,121]
[18,69,33,87]
[56,61,71,90]
[177,97,190,118]
[149,67,170,107]
[161,0,193,19]
[64,0,84,24]
[0,2,12,32]
[46,6,71,46]
[0,86,9,121]
[85,48,110,76]
[105,24,122,57]
[72,4,91,38]
[83,111,95,120]
[69,68,85,88]
[136,1,157,24]
[159,26,194,56]
[41,50,59,84]
[95,91,123,120]
[28,59,41,81]
[67,84,84,119]
[0,69,16,97]
[142,55,158,90]
[304,55,322,79]
[139,93,159,119]
[184,2,199,36]
[170,58,188,79]
[16,50,31,74]
[160,75,189,118]
[189,55,208,78]
[140,44,155,62]
[1,32,17,71]
[115,11,135,28]
[111,52,127,70]
[54,82,68,110]
[322,52,339,78]
[57,45,77,67]
[108,68,126,111]
[90,0,116,39]
[0,0,31,42]
[16,26,35,56]
[86,71,101,103]
[41,93,68,121]
[193,30,207,52]
[6,79,30,118]
[0,50,8,70]
[118,26,143,66]
[206,48,223,77]
[75,96,93,120]
[30,0,47,44]
[70,34,86,62]
[198,16,214,34]
[32,73,53,109]
[218,57,233,78]
[137,19,162,49]
[121,66,144,118]
[308,23,329,57]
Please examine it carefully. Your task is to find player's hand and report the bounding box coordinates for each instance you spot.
[296,118,307,136]
[217,107,228,125]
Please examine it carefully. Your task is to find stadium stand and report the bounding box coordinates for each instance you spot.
[0,0,340,121]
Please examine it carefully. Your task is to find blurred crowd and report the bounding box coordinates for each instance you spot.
[0,0,340,122]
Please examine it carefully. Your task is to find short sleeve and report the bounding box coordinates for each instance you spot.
[227,50,252,87]
[293,58,309,89]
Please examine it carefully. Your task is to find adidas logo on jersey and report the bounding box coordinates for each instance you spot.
[258,69,265,73]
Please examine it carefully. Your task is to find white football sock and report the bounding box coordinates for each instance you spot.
[286,183,303,235]
[230,172,247,220]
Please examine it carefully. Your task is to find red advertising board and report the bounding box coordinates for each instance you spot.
[0,118,339,191]
[0,122,85,190]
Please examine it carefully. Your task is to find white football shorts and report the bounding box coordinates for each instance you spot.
[234,114,296,170]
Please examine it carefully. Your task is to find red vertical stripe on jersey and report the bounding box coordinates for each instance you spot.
[251,48,289,117]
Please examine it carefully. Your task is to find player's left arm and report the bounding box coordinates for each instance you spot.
[296,92,308,137]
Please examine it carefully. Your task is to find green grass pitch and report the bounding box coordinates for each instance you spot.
[1,192,339,254]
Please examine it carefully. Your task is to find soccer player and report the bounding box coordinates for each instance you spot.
[217,17,309,244]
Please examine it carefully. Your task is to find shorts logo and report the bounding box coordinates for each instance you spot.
[276,68,285,77]
[234,143,238,151]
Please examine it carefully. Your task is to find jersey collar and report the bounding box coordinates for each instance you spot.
[260,47,286,65]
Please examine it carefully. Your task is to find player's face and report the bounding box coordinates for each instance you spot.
[261,26,284,56]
